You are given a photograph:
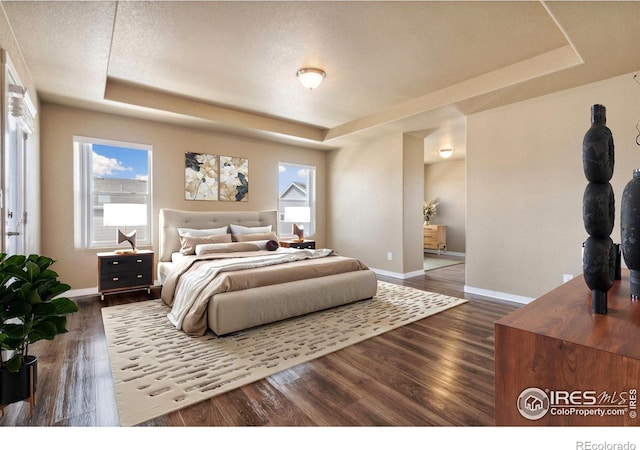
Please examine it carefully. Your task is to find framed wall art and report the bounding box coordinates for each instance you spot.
[185,152,219,201]
[219,155,249,202]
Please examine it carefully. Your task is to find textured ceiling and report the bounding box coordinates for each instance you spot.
[2,1,640,163]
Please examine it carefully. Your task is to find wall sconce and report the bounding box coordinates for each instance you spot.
[438,148,454,159]
[103,203,148,253]
[284,206,311,242]
[296,68,326,90]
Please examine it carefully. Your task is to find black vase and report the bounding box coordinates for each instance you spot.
[621,169,640,299]
[0,355,37,406]
[582,104,615,314]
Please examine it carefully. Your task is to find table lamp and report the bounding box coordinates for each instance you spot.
[284,206,310,242]
[103,203,147,253]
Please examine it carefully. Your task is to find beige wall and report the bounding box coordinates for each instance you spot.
[466,72,639,300]
[0,11,36,100]
[40,104,328,290]
[424,159,466,254]
[328,132,423,277]
[1,10,41,255]
[328,133,403,273]
[403,134,425,274]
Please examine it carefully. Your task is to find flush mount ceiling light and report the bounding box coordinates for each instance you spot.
[296,68,326,90]
[438,148,454,159]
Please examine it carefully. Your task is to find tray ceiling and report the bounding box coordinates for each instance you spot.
[2,1,639,162]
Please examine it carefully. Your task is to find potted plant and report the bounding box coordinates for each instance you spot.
[0,253,78,407]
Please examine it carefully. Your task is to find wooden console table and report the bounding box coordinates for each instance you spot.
[495,270,640,426]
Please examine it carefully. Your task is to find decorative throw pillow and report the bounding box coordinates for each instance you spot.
[233,232,279,243]
[229,224,272,235]
[195,242,262,255]
[179,233,232,255]
[178,226,229,237]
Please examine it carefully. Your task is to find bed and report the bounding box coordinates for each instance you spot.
[158,208,378,336]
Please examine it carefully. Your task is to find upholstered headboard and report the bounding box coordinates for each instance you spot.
[158,209,279,262]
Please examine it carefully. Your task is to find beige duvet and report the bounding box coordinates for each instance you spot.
[161,249,370,335]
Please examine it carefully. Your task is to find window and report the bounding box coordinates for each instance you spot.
[74,137,152,249]
[278,163,316,237]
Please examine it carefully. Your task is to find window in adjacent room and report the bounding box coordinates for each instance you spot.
[278,162,316,238]
[74,136,152,249]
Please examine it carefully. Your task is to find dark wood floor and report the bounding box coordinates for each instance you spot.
[1,259,521,427]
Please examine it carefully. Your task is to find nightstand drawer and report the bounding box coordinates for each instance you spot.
[100,271,153,291]
[292,241,315,249]
[280,240,316,249]
[100,254,152,274]
[423,237,438,246]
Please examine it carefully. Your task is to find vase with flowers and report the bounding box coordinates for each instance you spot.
[423,200,439,225]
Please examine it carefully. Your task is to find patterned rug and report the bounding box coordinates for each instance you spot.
[101,281,467,426]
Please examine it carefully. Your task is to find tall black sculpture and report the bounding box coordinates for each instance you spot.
[582,104,616,314]
[621,170,640,299]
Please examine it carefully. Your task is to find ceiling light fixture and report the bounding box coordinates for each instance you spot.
[438,148,454,159]
[296,68,326,90]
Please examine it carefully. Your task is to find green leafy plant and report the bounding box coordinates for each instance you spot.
[0,254,78,372]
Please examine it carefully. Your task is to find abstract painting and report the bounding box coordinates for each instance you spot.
[185,152,218,201]
[219,156,249,202]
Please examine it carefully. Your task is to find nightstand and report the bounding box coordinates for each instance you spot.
[97,250,154,300]
[280,240,316,249]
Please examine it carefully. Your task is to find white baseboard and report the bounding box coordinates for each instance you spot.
[371,268,425,280]
[463,285,534,305]
[67,287,99,297]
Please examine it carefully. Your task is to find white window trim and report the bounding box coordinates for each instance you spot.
[278,162,316,238]
[73,136,153,249]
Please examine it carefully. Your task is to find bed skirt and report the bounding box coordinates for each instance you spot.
[208,269,378,335]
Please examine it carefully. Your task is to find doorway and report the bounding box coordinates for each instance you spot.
[3,115,26,255]
[2,51,34,255]
[423,158,467,271]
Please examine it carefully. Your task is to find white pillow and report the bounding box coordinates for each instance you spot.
[171,252,186,263]
[229,224,272,235]
[178,226,228,237]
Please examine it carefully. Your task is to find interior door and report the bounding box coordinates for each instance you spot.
[4,115,26,255]
[2,52,28,256]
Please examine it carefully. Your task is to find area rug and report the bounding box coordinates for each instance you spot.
[424,256,464,271]
[101,280,467,426]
